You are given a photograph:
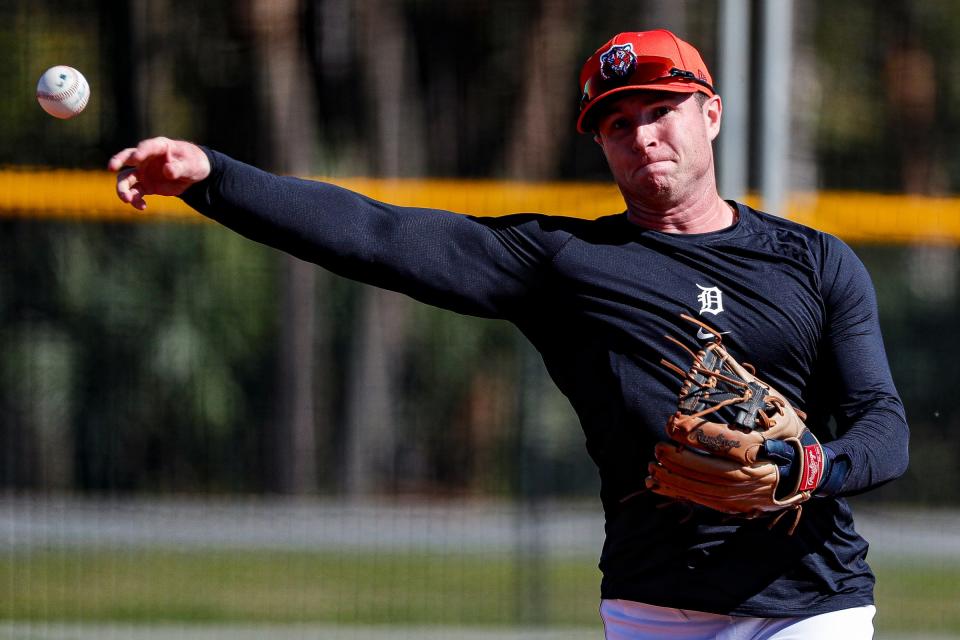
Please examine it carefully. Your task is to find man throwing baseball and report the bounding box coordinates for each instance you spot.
[110,29,908,640]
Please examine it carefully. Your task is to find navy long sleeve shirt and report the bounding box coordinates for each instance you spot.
[181,150,909,617]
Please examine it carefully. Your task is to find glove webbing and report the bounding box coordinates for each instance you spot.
[660,315,786,431]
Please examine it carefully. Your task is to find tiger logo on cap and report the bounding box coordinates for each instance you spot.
[600,43,637,80]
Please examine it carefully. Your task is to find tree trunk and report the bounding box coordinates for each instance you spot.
[643,0,688,36]
[503,0,586,180]
[248,0,321,494]
[341,0,425,496]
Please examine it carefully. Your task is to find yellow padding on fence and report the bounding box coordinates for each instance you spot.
[0,169,957,244]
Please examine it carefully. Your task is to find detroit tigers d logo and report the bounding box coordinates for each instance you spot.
[696,284,724,316]
[694,285,726,340]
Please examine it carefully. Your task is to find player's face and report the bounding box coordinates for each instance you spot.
[593,91,722,210]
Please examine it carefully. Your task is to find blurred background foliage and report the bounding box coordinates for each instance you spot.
[0,0,957,505]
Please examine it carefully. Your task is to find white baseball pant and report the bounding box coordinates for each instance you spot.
[600,599,876,640]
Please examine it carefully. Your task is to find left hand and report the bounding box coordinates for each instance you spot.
[646,412,824,518]
[647,315,828,527]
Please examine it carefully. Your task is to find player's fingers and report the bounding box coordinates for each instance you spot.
[115,169,152,208]
[129,184,149,207]
[108,137,169,170]
[119,137,171,169]
[129,139,167,166]
[122,180,148,210]
[107,148,137,172]
[115,168,139,201]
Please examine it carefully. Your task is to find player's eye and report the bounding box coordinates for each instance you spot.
[653,106,672,119]
[607,117,629,132]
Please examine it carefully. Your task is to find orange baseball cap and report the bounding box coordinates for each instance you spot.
[577,30,716,133]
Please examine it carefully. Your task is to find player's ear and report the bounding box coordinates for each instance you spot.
[703,94,722,142]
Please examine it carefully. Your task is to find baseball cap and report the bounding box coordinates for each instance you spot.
[577,30,716,133]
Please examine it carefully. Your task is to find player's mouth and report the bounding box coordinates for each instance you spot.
[633,158,675,175]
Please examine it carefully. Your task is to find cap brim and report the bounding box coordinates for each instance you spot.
[577,83,706,134]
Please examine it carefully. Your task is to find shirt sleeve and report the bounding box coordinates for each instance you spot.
[179,149,572,320]
[817,236,909,495]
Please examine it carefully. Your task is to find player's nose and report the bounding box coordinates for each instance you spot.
[631,123,657,151]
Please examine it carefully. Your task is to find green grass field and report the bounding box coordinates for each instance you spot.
[0,549,600,627]
[1,549,957,634]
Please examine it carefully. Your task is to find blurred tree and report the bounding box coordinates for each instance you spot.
[341,0,424,496]
[882,2,944,195]
[246,0,323,495]
[0,221,75,489]
[503,0,586,180]
[813,0,960,192]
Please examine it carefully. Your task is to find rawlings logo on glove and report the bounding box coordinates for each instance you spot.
[645,314,827,533]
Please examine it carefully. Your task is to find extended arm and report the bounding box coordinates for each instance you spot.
[110,138,570,319]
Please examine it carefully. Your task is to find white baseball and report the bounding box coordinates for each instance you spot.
[36,65,90,119]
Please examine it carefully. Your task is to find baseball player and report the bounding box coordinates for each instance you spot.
[110,29,908,640]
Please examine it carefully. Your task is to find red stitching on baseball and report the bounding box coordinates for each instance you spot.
[37,73,82,102]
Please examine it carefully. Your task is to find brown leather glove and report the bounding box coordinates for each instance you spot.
[646,315,826,532]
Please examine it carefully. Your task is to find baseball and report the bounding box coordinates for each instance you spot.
[36,65,90,119]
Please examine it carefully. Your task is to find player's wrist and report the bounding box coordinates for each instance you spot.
[812,447,849,497]
[197,145,215,182]
[178,146,217,200]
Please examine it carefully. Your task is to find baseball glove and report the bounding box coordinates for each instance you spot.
[645,314,826,533]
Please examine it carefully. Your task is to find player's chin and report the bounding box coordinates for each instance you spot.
[628,173,676,200]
